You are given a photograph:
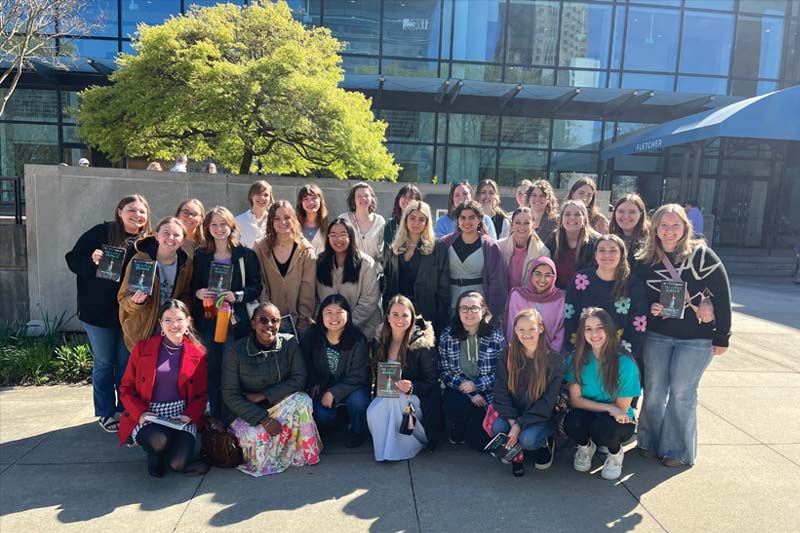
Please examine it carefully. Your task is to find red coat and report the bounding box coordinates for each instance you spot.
[118,335,208,445]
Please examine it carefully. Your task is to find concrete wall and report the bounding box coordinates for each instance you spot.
[24,165,608,331]
[0,223,29,325]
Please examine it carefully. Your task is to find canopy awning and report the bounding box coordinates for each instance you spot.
[601,84,800,160]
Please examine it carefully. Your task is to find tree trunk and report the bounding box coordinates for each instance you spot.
[239,149,254,175]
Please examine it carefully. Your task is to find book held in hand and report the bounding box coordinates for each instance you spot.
[143,415,189,431]
[96,244,126,282]
[127,258,156,295]
[660,280,687,319]
[376,361,402,398]
[208,261,233,293]
[484,432,523,462]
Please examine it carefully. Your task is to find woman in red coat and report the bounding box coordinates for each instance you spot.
[119,299,208,477]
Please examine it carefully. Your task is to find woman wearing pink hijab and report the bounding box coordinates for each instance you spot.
[505,257,565,353]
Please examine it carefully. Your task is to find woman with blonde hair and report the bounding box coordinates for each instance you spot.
[175,199,206,253]
[496,207,550,290]
[545,200,599,289]
[253,200,316,335]
[527,179,560,241]
[296,183,329,256]
[383,184,422,249]
[634,204,731,467]
[477,179,510,239]
[567,177,608,234]
[383,201,450,334]
[235,180,273,248]
[609,193,648,268]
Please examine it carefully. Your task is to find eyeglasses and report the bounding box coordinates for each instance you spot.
[255,316,281,325]
[458,305,483,314]
[179,209,201,218]
[161,318,187,326]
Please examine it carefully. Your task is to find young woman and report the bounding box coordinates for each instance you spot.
[367,296,441,460]
[567,177,609,234]
[235,180,273,248]
[439,201,508,317]
[496,207,550,290]
[300,294,370,448]
[564,307,641,480]
[433,182,498,240]
[383,201,450,334]
[492,309,563,476]
[515,179,534,209]
[527,179,560,241]
[564,234,648,360]
[221,302,321,476]
[66,194,151,433]
[338,182,386,272]
[316,218,382,341]
[253,201,316,335]
[118,300,207,477]
[296,183,329,256]
[635,204,731,467]
[383,184,422,249]
[505,257,565,353]
[478,179,510,240]
[175,199,206,254]
[191,206,262,417]
[545,200,599,289]
[118,216,194,351]
[609,193,648,269]
[438,291,507,449]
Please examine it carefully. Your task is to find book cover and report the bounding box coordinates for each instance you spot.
[143,415,188,431]
[376,361,402,398]
[660,280,687,319]
[484,432,523,462]
[280,314,298,339]
[208,261,233,293]
[127,258,156,295]
[96,244,126,282]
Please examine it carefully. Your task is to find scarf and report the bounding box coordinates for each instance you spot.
[510,256,562,304]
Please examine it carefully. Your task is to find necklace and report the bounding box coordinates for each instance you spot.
[162,338,184,354]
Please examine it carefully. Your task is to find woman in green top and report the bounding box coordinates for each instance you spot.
[564,307,641,480]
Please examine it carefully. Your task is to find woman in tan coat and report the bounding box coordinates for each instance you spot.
[253,201,316,335]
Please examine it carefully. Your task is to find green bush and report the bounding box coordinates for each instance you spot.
[54,343,94,382]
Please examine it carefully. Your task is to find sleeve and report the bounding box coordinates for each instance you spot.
[383,219,393,248]
[253,240,271,303]
[409,347,438,398]
[176,260,194,310]
[701,247,732,348]
[434,243,452,333]
[65,224,105,277]
[221,346,267,426]
[264,340,307,405]
[190,252,206,300]
[624,275,649,357]
[550,297,566,353]
[492,353,517,419]
[241,248,262,304]
[117,259,141,317]
[299,329,325,389]
[474,331,505,393]
[483,215,498,240]
[434,216,448,239]
[517,355,564,429]
[328,337,370,403]
[437,329,465,390]
[351,258,380,333]
[617,356,642,399]
[183,348,208,422]
[563,354,576,384]
[119,343,148,422]
[484,243,509,317]
[297,250,317,332]
[564,280,580,353]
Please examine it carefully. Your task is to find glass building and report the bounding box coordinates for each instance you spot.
[3,0,800,248]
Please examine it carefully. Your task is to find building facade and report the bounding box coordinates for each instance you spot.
[2,0,800,248]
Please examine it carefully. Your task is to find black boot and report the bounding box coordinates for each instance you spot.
[147,454,165,478]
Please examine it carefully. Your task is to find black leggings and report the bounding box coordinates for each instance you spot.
[442,388,490,451]
[135,424,195,472]
[564,408,635,454]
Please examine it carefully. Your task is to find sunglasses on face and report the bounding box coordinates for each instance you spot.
[255,316,281,326]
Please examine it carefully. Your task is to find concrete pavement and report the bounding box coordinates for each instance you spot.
[2,278,799,532]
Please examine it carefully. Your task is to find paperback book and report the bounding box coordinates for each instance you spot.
[208,261,233,293]
[143,415,189,431]
[96,244,126,282]
[484,432,523,462]
[127,258,156,296]
[660,280,687,319]
[376,362,402,398]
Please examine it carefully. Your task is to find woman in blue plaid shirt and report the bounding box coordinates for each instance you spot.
[438,291,507,450]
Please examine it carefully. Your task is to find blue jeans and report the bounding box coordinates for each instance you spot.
[201,317,232,418]
[313,386,370,435]
[492,417,553,451]
[83,322,129,417]
[638,331,713,465]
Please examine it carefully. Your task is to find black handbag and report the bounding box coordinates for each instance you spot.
[399,402,417,436]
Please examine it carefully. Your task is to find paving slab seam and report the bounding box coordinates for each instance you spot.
[406,460,422,533]
[617,480,670,533]
[171,471,208,532]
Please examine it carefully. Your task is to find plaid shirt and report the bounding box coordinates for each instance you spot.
[438,325,507,405]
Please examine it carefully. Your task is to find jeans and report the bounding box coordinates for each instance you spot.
[83,322,129,417]
[491,418,553,451]
[313,386,370,435]
[638,331,713,465]
[564,409,636,454]
[201,317,232,418]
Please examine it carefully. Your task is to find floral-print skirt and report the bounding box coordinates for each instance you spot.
[229,392,322,477]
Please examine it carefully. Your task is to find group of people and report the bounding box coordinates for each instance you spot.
[66,176,731,480]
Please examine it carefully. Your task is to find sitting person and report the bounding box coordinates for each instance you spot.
[118,300,207,477]
[367,296,442,460]
[505,257,565,353]
[300,294,371,448]
[564,307,641,480]
[491,309,563,477]
[438,291,507,450]
[221,303,321,477]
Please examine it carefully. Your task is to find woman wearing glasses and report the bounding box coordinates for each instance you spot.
[175,199,206,255]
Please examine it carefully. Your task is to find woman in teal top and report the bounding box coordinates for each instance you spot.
[564,307,640,480]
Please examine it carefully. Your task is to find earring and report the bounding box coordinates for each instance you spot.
[160,330,166,336]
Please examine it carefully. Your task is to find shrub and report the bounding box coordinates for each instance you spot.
[54,343,94,382]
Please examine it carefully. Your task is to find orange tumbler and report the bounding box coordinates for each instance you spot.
[214,302,231,343]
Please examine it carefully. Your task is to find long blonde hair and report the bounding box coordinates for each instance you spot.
[507,309,550,402]
[636,203,703,265]
[175,199,206,247]
[391,201,435,256]
[201,206,241,254]
[264,200,302,250]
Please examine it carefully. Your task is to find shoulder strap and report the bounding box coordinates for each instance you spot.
[239,256,245,287]
[658,250,682,282]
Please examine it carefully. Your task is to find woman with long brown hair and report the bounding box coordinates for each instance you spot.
[175,199,206,253]
[527,179,560,241]
[545,200,599,289]
[567,177,608,234]
[609,193,648,268]
[383,184,422,249]
[491,309,563,477]
[477,179,510,239]
[296,183,329,256]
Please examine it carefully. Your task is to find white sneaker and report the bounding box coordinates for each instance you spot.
[601,448,625,480]
[597,445,609,454]
[573,440,596,472]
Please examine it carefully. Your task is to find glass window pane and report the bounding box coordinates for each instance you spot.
[449,62,503,82]
[187,1,246,9]
[341,55,379,75]
[758,81,778,94]
[612,155,661,173]
[437,113,447,144]
[557,69,607,88]
[732,16,783,80]
[677,76,728,95]
[559,3,613,69]
[441,0,453,59]
[505,0,560,66]
[613,122,651,141]
[679,11,734,76]
[739,1,786,16]
[382,110,436,143]
[382,0,442,59]
[83,0,119,38]
[501,117,550,149]
[504,66,555,85]
[448,114,499,146]
[321,0,380,55]
[121,1,181,38]
[61,38,119,60]
[0,124,61,177]
[552,119,602,150]
[624,7,681,72]
[387,143,434,183]
[62,125,82,143]
[610,5,625,70]
[446,146,496,183]
[608,71,620,88]
[684,1,734,10]
[451,0,505,62]
[621,72,675,91]
[0,89,59,122]
[61,92,81,123]
[632,0,681,5]
[381,58,439,78]
[497,149,548,186]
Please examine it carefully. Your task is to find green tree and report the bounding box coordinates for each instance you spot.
[77,1,399,179]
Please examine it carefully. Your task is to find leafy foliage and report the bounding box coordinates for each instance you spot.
[78,0,399,179]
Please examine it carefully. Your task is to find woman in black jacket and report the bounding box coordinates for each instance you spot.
[491,308,563,477]
[65,194,151,433]
[367,295,443,460]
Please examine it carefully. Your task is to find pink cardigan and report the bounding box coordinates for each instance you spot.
[505,290,566,354]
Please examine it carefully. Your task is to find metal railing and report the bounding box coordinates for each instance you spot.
[0,176,24,224]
